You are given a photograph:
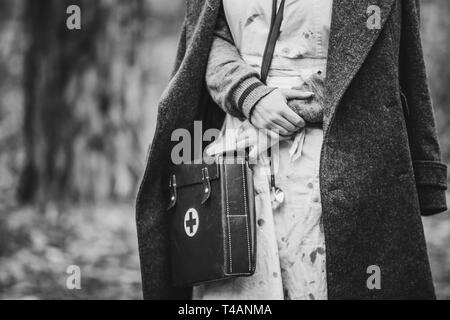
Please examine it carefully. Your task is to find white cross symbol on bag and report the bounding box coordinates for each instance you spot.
[184,208,199,237]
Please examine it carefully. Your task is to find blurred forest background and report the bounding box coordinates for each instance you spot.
[0,0,449,299]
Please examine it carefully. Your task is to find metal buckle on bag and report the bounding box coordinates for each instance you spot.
[167,174,177,210]
[201,167,211,204]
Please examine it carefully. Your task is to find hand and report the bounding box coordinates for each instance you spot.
[287,99,323,123]
[287,73,325,123]
[236,121,291,161]
[249,89,313,136]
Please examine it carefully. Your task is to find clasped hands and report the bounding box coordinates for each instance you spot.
[238,86,322,160]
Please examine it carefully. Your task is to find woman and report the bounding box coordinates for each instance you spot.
[136,0,447,300]
[194,0,331,300]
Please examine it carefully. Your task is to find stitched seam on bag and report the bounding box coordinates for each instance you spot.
[224,165,233,273]
[226,216,233,273]
[242,163,252,272]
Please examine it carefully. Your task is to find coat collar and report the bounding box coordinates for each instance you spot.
[324,0,395,132]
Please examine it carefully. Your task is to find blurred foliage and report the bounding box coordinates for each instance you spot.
[0,0,184,300]
[0,0,185,205]
[0,0,24,206]
[423,212,450,299]
[0,202,141,299]
[0,0,448,299]
[422,0,450,162]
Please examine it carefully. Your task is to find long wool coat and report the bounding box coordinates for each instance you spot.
[136,0,448,300]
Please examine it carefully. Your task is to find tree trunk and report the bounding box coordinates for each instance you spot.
[17,0,168,205]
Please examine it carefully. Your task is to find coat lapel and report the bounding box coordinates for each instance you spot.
[324,0,395,132]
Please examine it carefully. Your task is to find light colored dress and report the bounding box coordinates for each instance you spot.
[193,0,333,300]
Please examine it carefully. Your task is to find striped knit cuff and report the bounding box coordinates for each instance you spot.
[232,77,276,119]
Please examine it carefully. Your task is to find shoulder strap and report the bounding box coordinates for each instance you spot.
[259,0,286,192]
[260,0,285,84]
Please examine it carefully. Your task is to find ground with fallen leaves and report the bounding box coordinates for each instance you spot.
[0,202,141,299]
[0,197,449,300]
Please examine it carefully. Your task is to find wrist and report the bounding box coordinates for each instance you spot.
[232,77,276,119]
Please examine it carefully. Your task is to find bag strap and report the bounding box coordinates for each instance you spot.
[260,0,285,192]
[260,0,285,84]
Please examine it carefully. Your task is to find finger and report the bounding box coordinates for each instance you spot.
[280,88,314,100]
[273,117,297,133]
[281,106,306,128]
[267,121,291,136]
[251,113,271,131]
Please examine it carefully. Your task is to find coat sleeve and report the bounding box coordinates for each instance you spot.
[205,5,275,120]
[399,0,448,216]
